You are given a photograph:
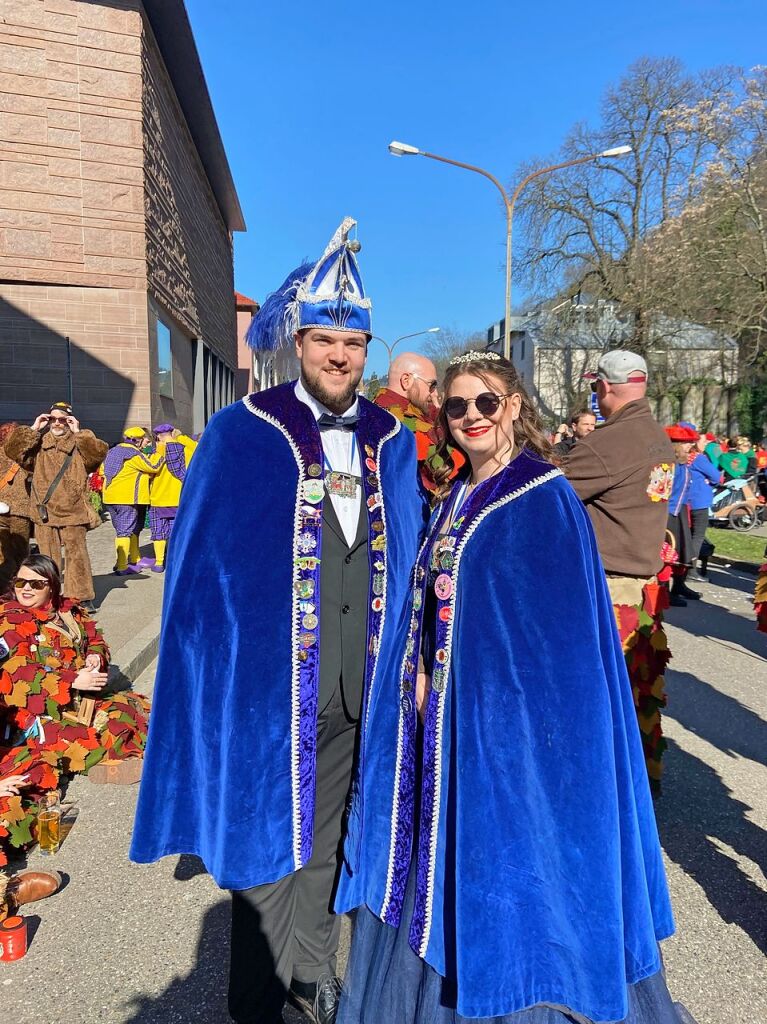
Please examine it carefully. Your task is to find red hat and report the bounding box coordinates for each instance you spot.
[704,432,716,442]
[665,424,699,442]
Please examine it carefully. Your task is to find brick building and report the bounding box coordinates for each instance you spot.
[0,0,245,440]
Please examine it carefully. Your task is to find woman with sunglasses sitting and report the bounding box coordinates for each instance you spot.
[336,353,691,1024]
[0,554,149,862]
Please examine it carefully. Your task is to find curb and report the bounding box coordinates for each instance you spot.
[108,617,160,689]
[708,554,760,576]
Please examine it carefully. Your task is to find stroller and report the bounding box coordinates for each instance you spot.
[708,475,764,532]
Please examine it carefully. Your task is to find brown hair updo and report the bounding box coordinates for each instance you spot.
[432,354,553,503]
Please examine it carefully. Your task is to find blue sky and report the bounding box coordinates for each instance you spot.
[186,0,767,376]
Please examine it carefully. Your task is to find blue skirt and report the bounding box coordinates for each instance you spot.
[339,879,696,1024]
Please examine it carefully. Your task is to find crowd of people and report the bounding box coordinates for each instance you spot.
[0,411,197,907]
[1,226,760,1021]
[127,219,711,1024]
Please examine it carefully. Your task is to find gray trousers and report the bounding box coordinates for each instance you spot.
[228,685,359,1024]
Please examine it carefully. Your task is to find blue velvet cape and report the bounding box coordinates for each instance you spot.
[336,450,675,1022]
[130,383,426,890]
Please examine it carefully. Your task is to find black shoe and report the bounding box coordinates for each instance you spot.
[314,976,342,1024]
[287,979,316,1019]
[678,583,700,600]
[669,593,687,607]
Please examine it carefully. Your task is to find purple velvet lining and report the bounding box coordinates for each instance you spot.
[357,398,404,729]
[344,400,405,877]
[409,450,556,954]
[383,498,452,927]
[246,383,324,867]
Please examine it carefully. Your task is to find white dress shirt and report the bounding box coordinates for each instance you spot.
[294,377,362,547]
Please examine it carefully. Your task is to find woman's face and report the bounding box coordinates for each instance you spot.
[14,566,52,610]
[445,372,521,463]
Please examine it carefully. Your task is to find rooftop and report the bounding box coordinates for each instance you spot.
[235,291,259,310]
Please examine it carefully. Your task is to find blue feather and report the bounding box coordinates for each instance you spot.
[245,261,315,352]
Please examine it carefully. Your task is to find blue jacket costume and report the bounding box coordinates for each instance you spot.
[688,452,721,510]
[336,449,674,1021]
[130,384,425,888]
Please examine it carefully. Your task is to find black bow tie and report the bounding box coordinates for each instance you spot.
[318,412,359,431]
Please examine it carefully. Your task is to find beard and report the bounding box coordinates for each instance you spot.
[302,365,361,414]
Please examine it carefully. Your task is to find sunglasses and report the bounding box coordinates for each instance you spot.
[411,373,438,392]
[444,392,512,420]
[13,578,49,591]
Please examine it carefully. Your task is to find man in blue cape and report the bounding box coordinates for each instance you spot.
[130,219,426,1024]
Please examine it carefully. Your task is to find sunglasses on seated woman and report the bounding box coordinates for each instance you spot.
[444,392,512,420]
[13,578,49,591]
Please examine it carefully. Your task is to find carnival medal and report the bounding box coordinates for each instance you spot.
[325,471,359,498]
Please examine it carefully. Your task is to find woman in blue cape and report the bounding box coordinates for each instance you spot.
[336,353,693,1024]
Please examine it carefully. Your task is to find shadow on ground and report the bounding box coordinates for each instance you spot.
[122,900,231,1023]
[665,588,765,662]
[665,670,766,766]
[657,737,767,954]
[122,859,306,1024]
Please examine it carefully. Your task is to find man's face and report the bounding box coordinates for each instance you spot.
[296,329,367,413]
[573,413,597,439]
[404,368,439,417]
[48,410,71,438]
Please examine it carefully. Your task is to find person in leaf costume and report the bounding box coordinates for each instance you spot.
[755,547,767,633]
[0,554,149,864]
[374,352,464,491]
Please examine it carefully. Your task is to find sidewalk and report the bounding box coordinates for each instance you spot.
[87,520,165,686]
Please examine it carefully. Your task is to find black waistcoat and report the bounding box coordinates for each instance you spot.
[318,494,369,720]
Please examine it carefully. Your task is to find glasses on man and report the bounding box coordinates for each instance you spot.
[13,578,49,591]
[444,392,511,420]
[48,415,69,423]
[411,373,438,392]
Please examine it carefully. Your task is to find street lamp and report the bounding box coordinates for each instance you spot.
[388,140,632,360]
[370,326,440,364]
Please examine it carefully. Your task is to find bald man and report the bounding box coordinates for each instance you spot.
[374,352,463,491]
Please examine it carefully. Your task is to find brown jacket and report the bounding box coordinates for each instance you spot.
[563,398,675,577]
[0,449,32,519]
[5,427,108,527]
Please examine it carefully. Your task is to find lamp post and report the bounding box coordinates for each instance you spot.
[370,326,440,365]
[388,141,632,361]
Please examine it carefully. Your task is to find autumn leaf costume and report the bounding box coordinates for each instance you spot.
[0,600,149,863]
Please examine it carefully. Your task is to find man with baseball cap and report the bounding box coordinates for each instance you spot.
[563,350,675,794]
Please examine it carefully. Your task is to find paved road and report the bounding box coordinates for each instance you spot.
[2,567,764,1023]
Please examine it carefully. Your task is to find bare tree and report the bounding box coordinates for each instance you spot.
[647,66,767,365]
[421,325,486,377]
[513,57,719,353]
